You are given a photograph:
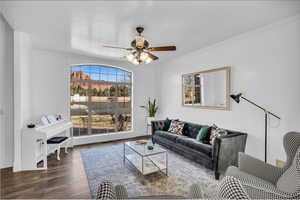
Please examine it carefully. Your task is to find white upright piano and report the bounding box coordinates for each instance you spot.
[21,119,73,171]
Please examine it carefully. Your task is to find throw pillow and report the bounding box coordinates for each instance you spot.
[163,118,179,131]
[196,126,211,143]
[168,120,185,135]
[182,123,189,136]
[209,124,228,144]
[163,118,172,131]
[97,180,116,199]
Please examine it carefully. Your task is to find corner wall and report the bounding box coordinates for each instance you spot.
[155,16,300,164]
[0,14,14,169]
[13,31,32,171]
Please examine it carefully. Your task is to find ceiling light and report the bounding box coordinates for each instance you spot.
[140,52,149,61]
[145,57,153,64]
[126,54,135,62]
[131,58,139,65]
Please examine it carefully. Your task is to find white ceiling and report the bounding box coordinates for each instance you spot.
[1,1,300,62]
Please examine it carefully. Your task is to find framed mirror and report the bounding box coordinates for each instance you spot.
[182,66,231,110]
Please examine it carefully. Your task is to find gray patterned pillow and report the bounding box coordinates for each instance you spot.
[209,124,228,144]
[168,120,185,135]
[97,180,116,199]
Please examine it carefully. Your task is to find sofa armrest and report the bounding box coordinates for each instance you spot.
[213,133,247,174]
[151,120,165,135]
[238,152,283,184]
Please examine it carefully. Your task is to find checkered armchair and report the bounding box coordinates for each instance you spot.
[218,132,300,199]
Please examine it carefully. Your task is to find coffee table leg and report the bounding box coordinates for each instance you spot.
[165,152,168,176]
[123,143,125,164]
[142,156,144,175]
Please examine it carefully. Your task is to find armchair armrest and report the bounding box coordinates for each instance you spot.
[238,152,283,184]
[97,181,116,199]
[151,120,165,135]
[213,133,247,175]
[218,176,250,199]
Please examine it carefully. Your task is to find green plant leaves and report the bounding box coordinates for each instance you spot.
[140,98,158,117]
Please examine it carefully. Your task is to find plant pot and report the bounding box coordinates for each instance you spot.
[147,117,155,125]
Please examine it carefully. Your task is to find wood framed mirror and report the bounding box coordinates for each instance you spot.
[182,66,231,110]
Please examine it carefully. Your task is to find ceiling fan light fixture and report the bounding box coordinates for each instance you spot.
[126,54,135,62]
[131,57,139,65]
[102,26,176,65]
[135,36,145,48]
[145,56,153,64]
[140,52,149,62]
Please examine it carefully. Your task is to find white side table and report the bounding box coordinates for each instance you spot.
[146,117,155,135]
[146,123,151,135]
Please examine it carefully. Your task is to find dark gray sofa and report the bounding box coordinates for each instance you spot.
[151,120,247,179]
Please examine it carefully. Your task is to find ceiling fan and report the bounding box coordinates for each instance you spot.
[102,26,176,65]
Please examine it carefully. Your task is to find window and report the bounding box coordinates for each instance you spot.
[70,65,132,136]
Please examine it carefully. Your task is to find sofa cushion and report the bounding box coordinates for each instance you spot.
[154,130,179,142]
[176,136,212,156]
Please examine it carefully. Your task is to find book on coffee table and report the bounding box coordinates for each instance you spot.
[135,140,147,145]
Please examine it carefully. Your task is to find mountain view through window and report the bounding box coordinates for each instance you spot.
[70,65,132,136]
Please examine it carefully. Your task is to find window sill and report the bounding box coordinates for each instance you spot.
[73,130,147,146]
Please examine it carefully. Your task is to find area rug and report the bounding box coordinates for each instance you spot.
[80,143,219,198]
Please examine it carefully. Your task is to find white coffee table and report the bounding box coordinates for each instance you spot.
[123,140,168,176]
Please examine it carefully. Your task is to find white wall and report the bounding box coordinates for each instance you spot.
[0,14,14,169]
[155,16,300,164]
[30,48,157,145]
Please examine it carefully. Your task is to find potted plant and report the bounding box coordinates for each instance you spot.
[140,98,158,125]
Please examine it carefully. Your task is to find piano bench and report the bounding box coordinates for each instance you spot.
[47,137,68,144]
[47,137,71,160]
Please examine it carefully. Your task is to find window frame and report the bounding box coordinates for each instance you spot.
[69,64,134,137]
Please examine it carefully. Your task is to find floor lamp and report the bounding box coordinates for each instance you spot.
[230,93,280,163]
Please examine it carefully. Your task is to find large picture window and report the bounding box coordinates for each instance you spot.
[70,65,132,136]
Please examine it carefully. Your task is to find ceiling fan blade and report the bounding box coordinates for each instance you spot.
[147,52,159,60]
[101,45,133,51]
[148,46,176,51]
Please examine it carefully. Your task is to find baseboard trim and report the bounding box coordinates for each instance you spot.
[0,161,13,169]
[75,135,151,147]
[73,132,149,146]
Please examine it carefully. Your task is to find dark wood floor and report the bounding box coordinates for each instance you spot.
[0,136,149,199]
